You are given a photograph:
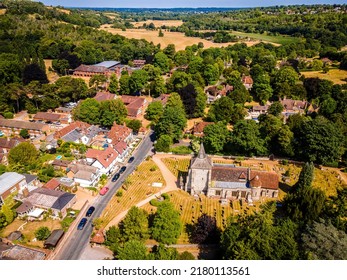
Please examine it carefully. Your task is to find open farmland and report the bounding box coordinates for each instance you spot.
[301,69,347,85]
[131,20,184,28]
[100,159,165,227]
[100,25,266,51]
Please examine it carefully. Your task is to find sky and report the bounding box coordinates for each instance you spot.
[36,0,346,8]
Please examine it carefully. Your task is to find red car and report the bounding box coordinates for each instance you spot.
[99,187,109,196]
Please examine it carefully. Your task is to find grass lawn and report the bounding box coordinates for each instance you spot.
[300,69,347,85]
[231,30,301,45]
[100,158,165,227]
[0,218,62,248]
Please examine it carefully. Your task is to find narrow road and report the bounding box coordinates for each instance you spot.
[53,130,155,260]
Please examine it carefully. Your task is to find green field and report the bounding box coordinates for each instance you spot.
[232,30,302,45]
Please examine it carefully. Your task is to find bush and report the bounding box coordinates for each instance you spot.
[150,166,157,172]
[150,199,161,207]
[35,226,51,241]
[116,190,123,197]
[3,112,13,119]
[161,193,170,201]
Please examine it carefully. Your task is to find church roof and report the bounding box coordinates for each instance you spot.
[190,143,212,169]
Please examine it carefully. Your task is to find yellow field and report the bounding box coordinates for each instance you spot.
[0,218,61,248]
[131,20,183,28]
[100,159,165,227]
[301,69,347,84]
[100,25,263,51]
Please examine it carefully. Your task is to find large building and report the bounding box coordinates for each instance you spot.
[185,144,279,202]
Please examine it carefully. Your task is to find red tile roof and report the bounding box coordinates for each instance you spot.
[193,122,213,136]
[86,147,119,168]
[43,178,61,190]
[54,121,91,139]
[108,123,132,144]
[242,76,253,85]
[120,96,146,117]
[94,92,116,102]
[33,112,64,122]
[281,99,308,111]
[113,141,127,154]
[0,138,24,149]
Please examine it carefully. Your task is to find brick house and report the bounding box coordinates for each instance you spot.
[120,96,148,117]
[0,119,49,137]
[0,172,27,205]
[33,112,70,124]
[192,122,213,137]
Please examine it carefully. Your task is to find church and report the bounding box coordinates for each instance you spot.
[185,143,279,202]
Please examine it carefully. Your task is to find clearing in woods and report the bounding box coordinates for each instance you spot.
[301,69,347,85]
[100,25,267,51]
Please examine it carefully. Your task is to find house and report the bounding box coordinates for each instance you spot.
[73,61,121,78]
[54,121,100,145]
[107,123,133,145]
[43,178,61,190]
[55,107,72,114]
[185,144,279,202]
[113,141,129,162]
[0,172,27,205]
[67,163,100,187]
[120,96,148,117]
[0,242,46,260]
[281,99,308,117]
[23,174,40,190]
[132,59,146,68]
[33,112,70,124]
[249,105,269,119]
[19,188,76,218]
[0,119,49,137]
[94,91,116,102]
[0,137,25,163]
[206,84,233,103]
[154,94,170,106]
[192,122,213,137]
[86,147,119,175]
[242,76,253,90]
[52,159,70,170]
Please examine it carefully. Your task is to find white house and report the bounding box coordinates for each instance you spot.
[85,147,119,175]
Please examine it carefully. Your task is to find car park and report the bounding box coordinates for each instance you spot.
[77,218,87,230]
[112,173,120,182]
[99,186,109,195]
[86,206,95,217]
[119,166,126,174]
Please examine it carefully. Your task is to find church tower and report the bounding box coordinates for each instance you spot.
[185,143,213,195]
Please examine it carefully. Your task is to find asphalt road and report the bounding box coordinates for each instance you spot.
[55,130,155,260]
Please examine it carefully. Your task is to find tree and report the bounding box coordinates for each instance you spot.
[8,142,38,166]
[119,73,130,95]
[251,73,273,104]
[128,69,148,94]
[149,76,166,98]
[154,135,173,152]
[73,98,100,125]
[151,202,182,244]
[294,117,344,165]
[89,74,107,90]
[191,214,219,244]
[153,52,170,74]
[35,226,51,241]
[166,92,184,109]
[155,105,187,142]
[22,63,48,85]
[119,206,149,242]
[0,212,7,229]
[19,129,30,139]
[302,220,347,260]
[1,203,15,225]
[104,226,121,253]
[158,29,164,37]
[99,99,127,127]
[203,64,219,85]
[117,240,148,260]
[163,44,176,59]
[126,119,142,133]
[177,84,204,118]
[145,101,163,123]
[150,244,179,260]
[267,101,284,117]
[108,73,119,94]
[295,162,314,191]
[207,96,234,123]
[231,120,266,156]
[178,251,195,260]
[55,76,88,102]
[203,122,229,154]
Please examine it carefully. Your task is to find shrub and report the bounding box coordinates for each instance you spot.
[161,193,170,201]
[150,166,157,172]
[35,226,51,241]
[150,199,161,207]
[3,112,13,119]
[116,190,123,197]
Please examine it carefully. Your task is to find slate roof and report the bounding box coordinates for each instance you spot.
[16,201,34,214]
[25,188,76,211]
[190,143,213,169]
[44,229,64,247]
[93,61,121,68]
[23,174,37,185]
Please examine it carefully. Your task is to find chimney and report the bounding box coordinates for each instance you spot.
[23,187,29,198]
[247,168,251,181]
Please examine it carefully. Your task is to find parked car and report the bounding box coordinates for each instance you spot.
[86,206,95,217]
[128,156,135,163]
[99,186,109,196]
[119,166,126,174]
[112,173,120,182]
[77,218,87,230]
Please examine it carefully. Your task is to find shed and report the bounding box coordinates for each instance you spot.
[44,229,64,248]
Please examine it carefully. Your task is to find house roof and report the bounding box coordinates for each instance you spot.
[0,138,24,149]
[44,229,64,247]
[54,121,91,139]
[242,75,253,84]
[68,163,98,175]
[121,96,146,116]
[6,231,22,241]
[252,105,269,111]
[16,201,34,214]
[113,141,127,154]
[25,188,76,211]
[61,130,82,142]
[90,229,105,244]
[93,61,121,68]
[23,174,37,185]
[0,119,48,131]
[33,112,63,122]
[0,172,25,195]
[281,99,307,111]
[1,245,46,260]
[55,107,72,113]
[108,123,132,144]
[43,178,61,190]
[86,147,119,168]
[94,91,116,102]
[74,64,110,73]
[52,159,70,167]
[193,122,213,135]
[74,170,95,181]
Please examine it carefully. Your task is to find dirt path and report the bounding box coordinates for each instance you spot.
[105,155,179,229]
